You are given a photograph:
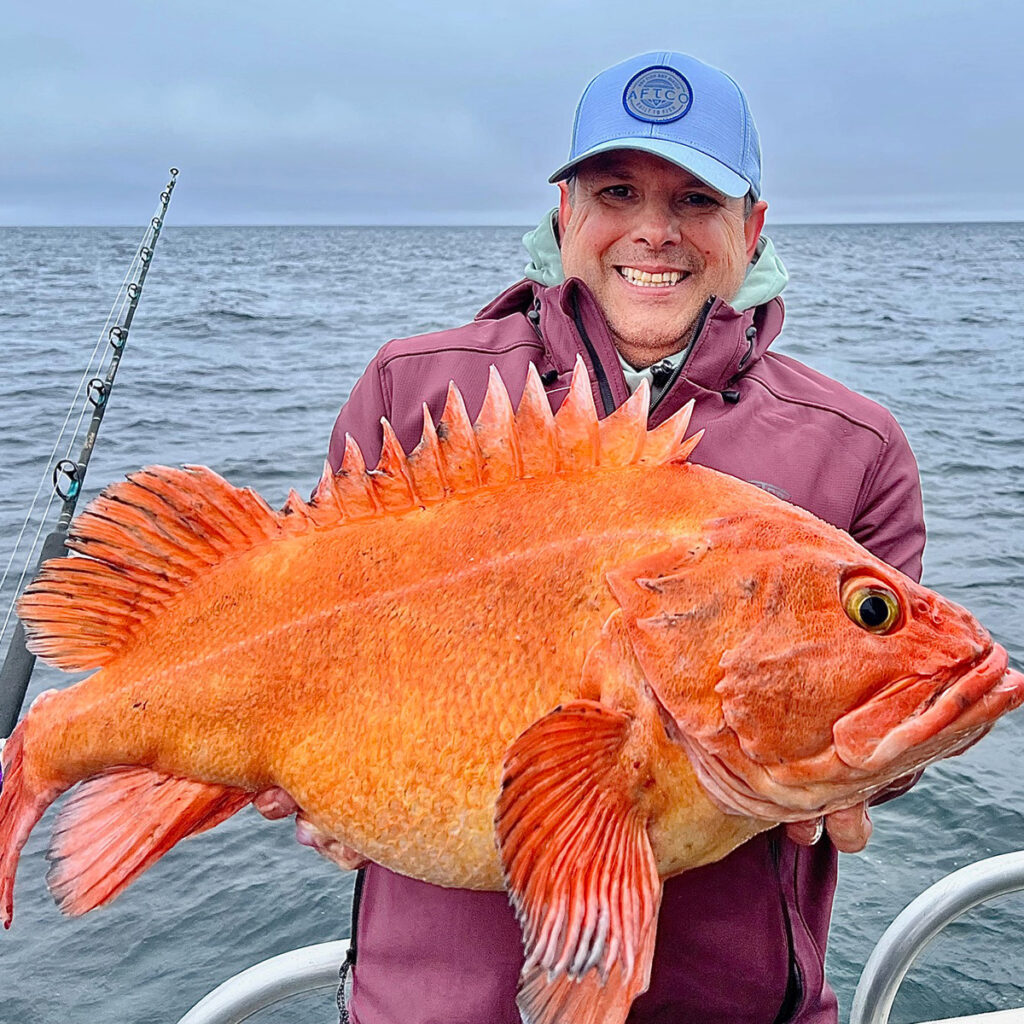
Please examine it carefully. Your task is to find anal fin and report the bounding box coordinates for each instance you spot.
[46,767,252,916]
[496,700,663,1024]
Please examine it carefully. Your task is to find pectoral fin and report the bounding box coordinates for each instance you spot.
[496,700,662,1024]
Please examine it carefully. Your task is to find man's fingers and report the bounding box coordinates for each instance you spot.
[785,819,824,846]
[253,787,301,820]
[786,803,873,852]
[295,815,369,870]
[253,791,368,868]
[824,802,873,853]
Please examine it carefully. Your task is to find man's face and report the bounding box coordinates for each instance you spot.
[558,150,767,367]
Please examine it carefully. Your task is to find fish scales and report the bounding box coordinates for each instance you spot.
[3,359,1023,1024]
[45,466,739,885]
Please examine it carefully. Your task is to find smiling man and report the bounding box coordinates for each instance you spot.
[260,51,925,1024]
[557,149,765,369]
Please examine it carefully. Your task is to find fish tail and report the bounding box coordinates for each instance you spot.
[1,689,253,927]
[1,719,67,929]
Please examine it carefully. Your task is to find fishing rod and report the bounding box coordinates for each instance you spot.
[0,168,179,739]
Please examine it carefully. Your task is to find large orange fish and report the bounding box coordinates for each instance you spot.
[1,360,1022,1024]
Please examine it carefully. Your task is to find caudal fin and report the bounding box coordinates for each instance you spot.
[1,722,63,928]
[1,724,252,928]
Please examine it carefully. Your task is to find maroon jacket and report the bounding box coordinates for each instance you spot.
[328,276,925,1024]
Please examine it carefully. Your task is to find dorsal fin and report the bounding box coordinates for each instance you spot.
[17,466,286,671]
[18,359,699,673]
[313,356,696,518]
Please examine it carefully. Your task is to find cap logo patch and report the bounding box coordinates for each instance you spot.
[623,66,692,123]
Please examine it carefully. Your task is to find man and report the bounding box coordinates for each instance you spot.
[260,51,924,1022]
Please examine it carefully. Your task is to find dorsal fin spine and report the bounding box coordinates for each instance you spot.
[595,379,649,467]
[641,399,695,464]
[340,436,381,516]
[18,364,701,673]
[407,405,447,502]
[672,429,704,464]
[474,367,521,485]
[376,419,419,510]
[314,460,348,519]
[554,356,600,471]
[437,382,483,490]
[515,364,559,477]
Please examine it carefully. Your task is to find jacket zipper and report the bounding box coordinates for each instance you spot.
[570,292,615,416]
[346,866,366,965]
[770,835,805,1023]
[650,295,715,415]
[567,292,718,418]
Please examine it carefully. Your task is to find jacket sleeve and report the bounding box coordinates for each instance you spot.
[850,417,925,584]
[327,352,391,472]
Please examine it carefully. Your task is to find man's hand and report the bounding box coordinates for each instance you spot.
[253,787,369,870]
[785,802,872,853]
[253,787,300,820]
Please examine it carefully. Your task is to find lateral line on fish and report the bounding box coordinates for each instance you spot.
[164,527,678,676]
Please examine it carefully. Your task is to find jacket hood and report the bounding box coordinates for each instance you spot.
[521,208,788,311]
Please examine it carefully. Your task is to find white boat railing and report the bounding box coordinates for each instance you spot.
[176,939,349,1024]
[174,851,1024,1024]
[850,850,1024,1024]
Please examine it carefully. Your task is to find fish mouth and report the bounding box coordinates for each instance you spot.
[659,644,1024,824]
[832,644,1024,772]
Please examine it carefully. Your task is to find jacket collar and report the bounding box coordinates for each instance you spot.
[682,290,786,393]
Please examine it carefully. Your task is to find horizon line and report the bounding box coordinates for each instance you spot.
[2,217,1023,229]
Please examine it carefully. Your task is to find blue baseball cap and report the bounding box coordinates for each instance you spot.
[549,51,762,199]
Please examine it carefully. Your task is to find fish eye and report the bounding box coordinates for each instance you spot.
[841,577,903,635]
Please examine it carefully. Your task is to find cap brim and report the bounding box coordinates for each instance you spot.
[548,138,753,199]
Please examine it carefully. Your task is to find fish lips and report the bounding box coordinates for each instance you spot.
[832,644,1024,773]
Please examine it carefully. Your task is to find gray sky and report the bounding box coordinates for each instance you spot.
[3,0,1022,225]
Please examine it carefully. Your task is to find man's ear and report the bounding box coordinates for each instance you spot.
[557,181,573,241]
[745,200,768,260]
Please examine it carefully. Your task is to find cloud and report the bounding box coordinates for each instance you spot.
[3,0,1022,224]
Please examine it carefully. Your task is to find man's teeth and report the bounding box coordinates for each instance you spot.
[618,267,685,286]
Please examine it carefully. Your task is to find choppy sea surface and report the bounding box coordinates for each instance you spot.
[0,221,1021,1024]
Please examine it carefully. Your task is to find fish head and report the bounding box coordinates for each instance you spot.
[607,509,1024,820]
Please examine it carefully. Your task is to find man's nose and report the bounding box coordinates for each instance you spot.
[631,200,683,249]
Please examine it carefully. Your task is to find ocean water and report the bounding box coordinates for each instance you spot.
[0,221,1021,1024]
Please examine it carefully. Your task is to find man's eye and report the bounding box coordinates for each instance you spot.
[682,192,717,207]
[602,185,633,199]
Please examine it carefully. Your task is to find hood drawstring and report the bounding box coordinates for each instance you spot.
[526,298,543,342]
[722,324,759,404]
[738,324,758,370]
[528,300,561,388]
